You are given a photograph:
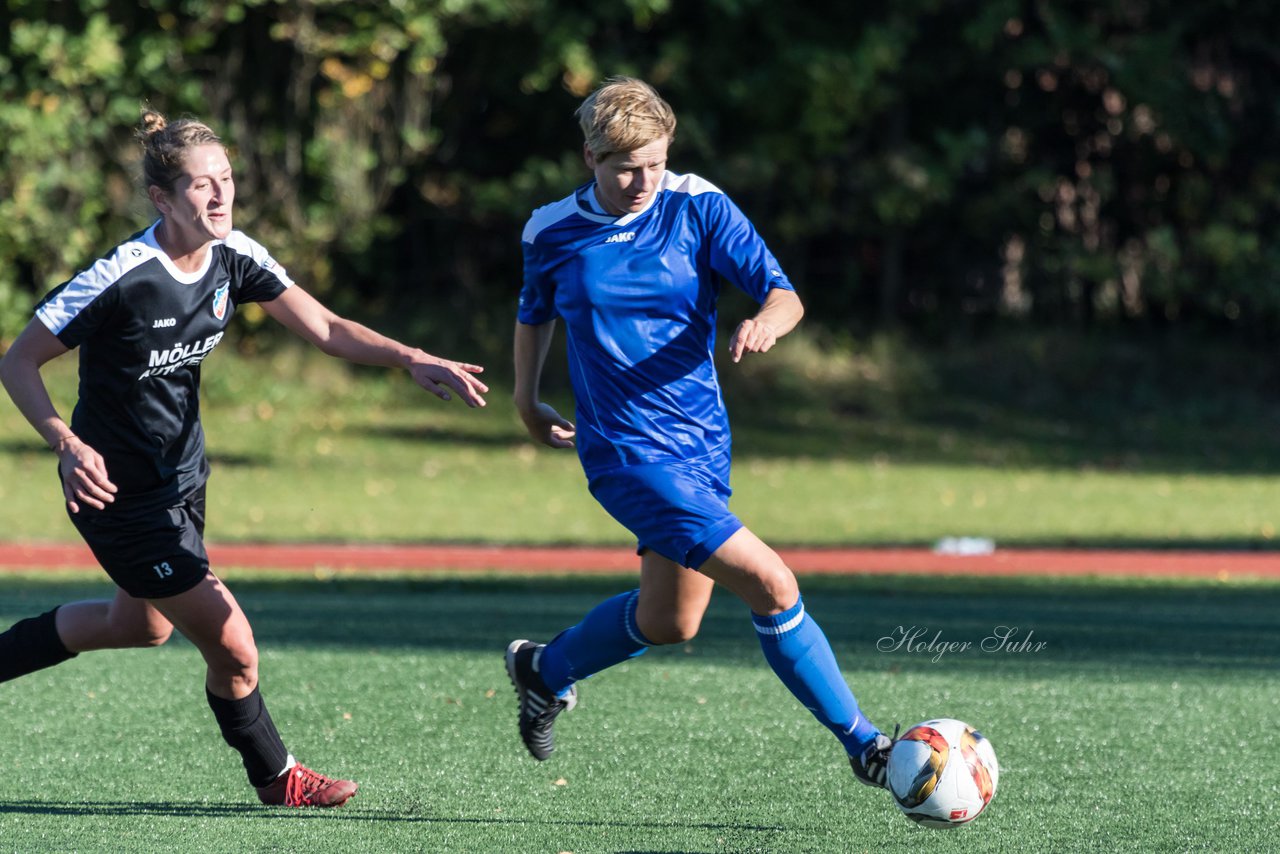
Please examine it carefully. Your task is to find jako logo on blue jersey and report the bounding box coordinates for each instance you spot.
[212,283,230,320]
[604,232,636,244]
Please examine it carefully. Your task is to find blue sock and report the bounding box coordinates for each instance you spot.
[538,590,650,695]
[753,596,880,756]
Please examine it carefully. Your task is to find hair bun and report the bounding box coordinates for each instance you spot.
[140,110,168,136]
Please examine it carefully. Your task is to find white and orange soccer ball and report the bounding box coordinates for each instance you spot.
[884,718,999,828]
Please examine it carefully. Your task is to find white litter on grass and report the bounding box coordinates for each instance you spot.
[933,537,996,556]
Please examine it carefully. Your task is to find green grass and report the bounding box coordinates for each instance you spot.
[2,572,1277,852]
[3,331,1276,852]
[2,333,1279,548]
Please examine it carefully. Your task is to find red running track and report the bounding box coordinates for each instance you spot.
[0,542,1277,579]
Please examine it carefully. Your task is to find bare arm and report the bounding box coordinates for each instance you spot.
[0,319,117,512]
[728,287,805,363]
[261,285,488,407]
[513,319,575,448]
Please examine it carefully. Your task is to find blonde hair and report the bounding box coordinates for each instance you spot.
[575,77,676,160]
[137,109,223,192]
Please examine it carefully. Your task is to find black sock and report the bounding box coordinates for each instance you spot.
[0,607,78,683]
[206,686,291,787]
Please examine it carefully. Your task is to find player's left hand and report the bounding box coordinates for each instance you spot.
[410,358,488,407]
[728,318,779,363]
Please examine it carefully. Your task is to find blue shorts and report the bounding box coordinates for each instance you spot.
[587,451,742,570]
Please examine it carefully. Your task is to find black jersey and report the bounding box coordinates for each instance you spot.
[35,222,292,512]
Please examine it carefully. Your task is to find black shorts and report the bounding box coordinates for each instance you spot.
[68,485,210,599]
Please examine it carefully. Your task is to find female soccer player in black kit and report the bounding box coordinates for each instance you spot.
[0,111,488,807]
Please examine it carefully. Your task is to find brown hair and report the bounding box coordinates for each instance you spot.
[137,109,223,193]
[575,77,676,160]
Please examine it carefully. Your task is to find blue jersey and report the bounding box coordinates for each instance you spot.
[519,171,795,476]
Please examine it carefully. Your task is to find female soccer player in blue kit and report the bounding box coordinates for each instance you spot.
[506,77,894,788]
[0,111,488,807]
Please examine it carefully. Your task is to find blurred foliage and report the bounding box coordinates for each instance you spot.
[0,0,1278,353]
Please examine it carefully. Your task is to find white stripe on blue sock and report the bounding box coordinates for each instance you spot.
[752,599,806,637]
[622,589,651,646]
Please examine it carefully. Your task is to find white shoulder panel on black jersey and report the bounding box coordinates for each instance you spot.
[220,231,295,288]
[522,195,581,245]
[36,234,162,335]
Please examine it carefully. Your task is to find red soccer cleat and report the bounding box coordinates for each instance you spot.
[256,762,358,808]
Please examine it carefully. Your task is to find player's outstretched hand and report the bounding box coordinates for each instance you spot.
[519,402,576,449]
[728,318,779,363]
[56,437,117,514]
[410,358,489,407]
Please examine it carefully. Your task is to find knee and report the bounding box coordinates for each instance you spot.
[638,613,702,646]
[748,565,801,616]
[110,616,174,649]
[226,639,259,680]
[211,634,259,682]
[131,624,174,648]
[706,532,800,615]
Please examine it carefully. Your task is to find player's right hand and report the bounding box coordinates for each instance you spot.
[519,402,576,449]
[409,357,489,407]
[56,437,117,513]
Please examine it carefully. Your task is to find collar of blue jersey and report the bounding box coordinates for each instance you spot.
[575,180,661,226]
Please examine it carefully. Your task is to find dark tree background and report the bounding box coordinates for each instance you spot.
[2,0,1277,353]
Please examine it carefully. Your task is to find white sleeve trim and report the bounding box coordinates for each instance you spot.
[522,194,581,244]
[221,230,295,288]
[661,171,724,197]
[35,233,159,335]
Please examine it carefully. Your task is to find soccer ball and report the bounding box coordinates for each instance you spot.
[884,718,998,828]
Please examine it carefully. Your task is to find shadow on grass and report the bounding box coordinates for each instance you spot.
[273,329,1280,476]
[0,800,327,820]
[726,401,1280,475]
[355,423,525,448]
[0,439,45,455]
[0,440,267,470]
[3,574,1278,675]
[720,329,1280,474]
[206,451,271,468]
[0,799,781,834]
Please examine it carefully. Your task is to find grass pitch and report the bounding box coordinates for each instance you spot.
[3,339,1279,549]
[2,571,1276,853]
